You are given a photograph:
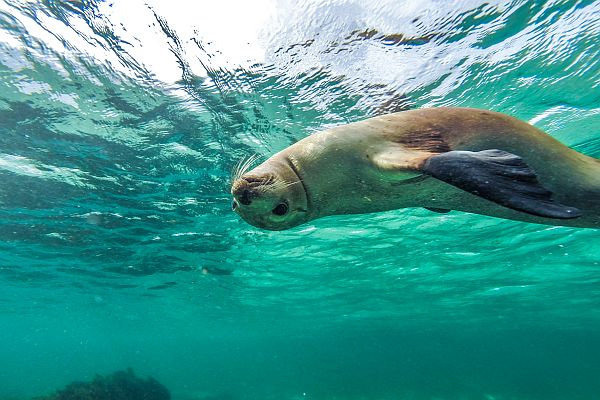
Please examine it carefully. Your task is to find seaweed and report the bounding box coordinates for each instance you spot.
[34,368,170,400]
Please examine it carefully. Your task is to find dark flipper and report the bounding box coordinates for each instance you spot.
[425,207,451,213]
[422,149,581,219]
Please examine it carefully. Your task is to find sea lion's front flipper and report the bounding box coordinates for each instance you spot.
[422,149,582,219]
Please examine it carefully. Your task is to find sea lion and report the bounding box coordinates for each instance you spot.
[231,107,600,230]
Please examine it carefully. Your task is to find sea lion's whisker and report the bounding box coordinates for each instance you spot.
[237,156,251,180]
[231,158,245,182]
[256,181,281,193]
[259,179,301,194]
[241,154,260,177]
[232,154,261,182]
[234,157,249,181]
[278,180,302,189]
[232,156,250,182]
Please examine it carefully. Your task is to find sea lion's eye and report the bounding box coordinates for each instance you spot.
[272,202,289,216]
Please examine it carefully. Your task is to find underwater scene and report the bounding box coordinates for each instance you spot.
[1,0,599,399]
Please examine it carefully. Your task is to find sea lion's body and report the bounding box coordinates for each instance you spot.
[232,108,600,230]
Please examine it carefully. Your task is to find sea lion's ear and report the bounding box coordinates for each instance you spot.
[422,149,581,219]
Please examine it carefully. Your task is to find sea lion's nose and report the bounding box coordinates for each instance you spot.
[232,183,253,206]
[232,175,270,206]
[239,189,252,205]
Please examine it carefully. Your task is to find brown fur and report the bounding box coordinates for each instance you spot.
[393,126,452,153]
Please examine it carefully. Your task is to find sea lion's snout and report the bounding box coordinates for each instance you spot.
[231,175,272,206]
[238,189,252,205]
[231,184,254,206]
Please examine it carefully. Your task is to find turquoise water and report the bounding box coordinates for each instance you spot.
[0,0,599,399]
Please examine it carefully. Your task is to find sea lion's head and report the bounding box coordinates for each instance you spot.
[231,156,310,231]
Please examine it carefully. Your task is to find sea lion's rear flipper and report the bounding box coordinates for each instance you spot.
[422,149,582,219]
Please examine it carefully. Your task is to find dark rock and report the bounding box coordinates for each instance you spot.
[34,368,170,400]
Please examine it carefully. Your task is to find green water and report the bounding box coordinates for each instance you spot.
[0,0,599,399]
